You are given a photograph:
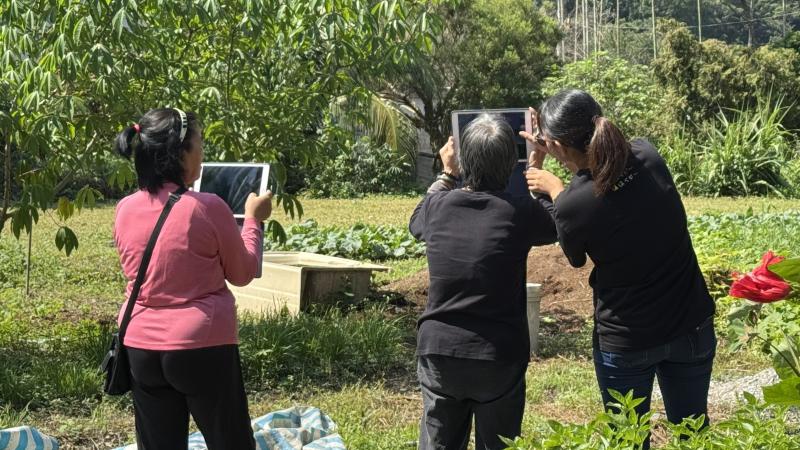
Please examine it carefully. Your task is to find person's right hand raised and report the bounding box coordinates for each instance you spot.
[519,107,547,170]
[244,191,273,222]
[439,136,459,177]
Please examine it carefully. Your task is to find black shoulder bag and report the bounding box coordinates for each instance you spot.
[101,187,186,395]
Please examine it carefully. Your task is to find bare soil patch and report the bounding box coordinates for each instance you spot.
[384,244,595,334]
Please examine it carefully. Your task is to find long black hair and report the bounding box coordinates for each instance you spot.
[114,108,200,193]
[539,90,630,196]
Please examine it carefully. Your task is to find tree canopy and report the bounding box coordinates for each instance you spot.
[0,0,445,252]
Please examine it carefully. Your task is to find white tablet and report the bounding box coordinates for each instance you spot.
[193,163,270,219]
[451,108,534,162]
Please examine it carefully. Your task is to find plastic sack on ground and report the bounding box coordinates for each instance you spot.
[0,426,59,450]
[115,406,345,450]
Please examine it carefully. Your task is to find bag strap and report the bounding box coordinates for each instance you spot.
[118,186,187,344]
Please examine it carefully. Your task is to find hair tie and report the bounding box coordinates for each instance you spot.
[132,123,141,133]
[174,108,188,142]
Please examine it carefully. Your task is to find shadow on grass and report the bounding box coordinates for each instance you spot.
[536,307,593,360]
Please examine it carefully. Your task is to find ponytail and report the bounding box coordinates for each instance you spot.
[114,126,137,160]
[587,116,630,196]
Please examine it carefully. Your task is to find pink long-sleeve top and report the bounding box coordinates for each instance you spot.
[114,183,262,351]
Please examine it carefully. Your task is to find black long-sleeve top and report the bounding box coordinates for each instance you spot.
[541,139,715,352]
[410,187,557,362]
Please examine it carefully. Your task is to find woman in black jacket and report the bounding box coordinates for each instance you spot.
[522,89,716,449]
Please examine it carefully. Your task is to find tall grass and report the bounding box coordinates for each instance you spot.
[662,98,799,197]
[239,306,411,390]
[0,306,412,409]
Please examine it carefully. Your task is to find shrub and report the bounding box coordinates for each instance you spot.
[660,99,798,197]
[541,52,665,139]
[654,26,800,129]
[304,137,416,198]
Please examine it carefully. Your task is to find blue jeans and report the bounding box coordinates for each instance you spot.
[593,316,716,449]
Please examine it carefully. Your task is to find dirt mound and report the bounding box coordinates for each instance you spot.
[528,245,594,329]
[384,244,594,331]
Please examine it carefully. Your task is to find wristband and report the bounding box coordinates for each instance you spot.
[437,172,460,184]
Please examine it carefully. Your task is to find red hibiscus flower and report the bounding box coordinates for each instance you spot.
[730,251,791,303]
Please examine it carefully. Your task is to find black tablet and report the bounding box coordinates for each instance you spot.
[193,163,270,218]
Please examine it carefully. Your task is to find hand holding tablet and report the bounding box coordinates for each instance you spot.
[245,191,273,222]
[193,163,272,218]
[193,162,272,278]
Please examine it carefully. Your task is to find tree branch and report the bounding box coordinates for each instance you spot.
[1,136,11,235]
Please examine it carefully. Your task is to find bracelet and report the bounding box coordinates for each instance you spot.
[437,172,460,184]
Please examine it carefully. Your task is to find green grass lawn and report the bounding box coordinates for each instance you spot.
[0,194,798,448]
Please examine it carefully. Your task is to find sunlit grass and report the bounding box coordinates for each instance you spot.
[0,194,796,448]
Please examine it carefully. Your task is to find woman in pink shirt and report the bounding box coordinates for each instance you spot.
[113,108,272,450]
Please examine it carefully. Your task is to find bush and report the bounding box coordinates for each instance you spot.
[304,137,416,198]
[266,219,425,261]
[654,25,800,129]
[541,52,665,139]
[661,100,799,197]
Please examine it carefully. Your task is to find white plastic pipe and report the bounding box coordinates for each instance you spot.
[526,283,542,356]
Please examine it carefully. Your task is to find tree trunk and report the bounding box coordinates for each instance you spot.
[651,0,657,59]
[1,137,10,236]
[615,0,620,56]
[783,0,787,38]
[556,0,561,58]
[747,0,754,47]
[697,0,702,42]
[559,0,565,58]
[599,0,605,53]
[592,0,597,54]
[583,0,589,57]
[574,1,579,62]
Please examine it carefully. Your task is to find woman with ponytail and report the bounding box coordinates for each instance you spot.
[521,90,716,448]
[113,108,272,450]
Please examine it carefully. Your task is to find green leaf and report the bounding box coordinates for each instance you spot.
[54,226,80,256]
[770,257,800,283]
[762,376,800,407]
[56,196,74,220]
[112,8,127,40]
[266,219,287,244]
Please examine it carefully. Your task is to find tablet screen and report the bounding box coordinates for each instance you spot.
[455,111,529,160]
[197,165,267,216]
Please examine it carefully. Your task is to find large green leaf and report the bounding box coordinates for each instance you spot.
[762,376,800,407]
[770,257,800,283]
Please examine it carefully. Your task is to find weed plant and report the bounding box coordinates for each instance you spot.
[662,99,799,197]
[503,391,800,449]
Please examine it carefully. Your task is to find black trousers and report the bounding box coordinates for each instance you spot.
[127,344,255,450]
[417,355,527,450]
